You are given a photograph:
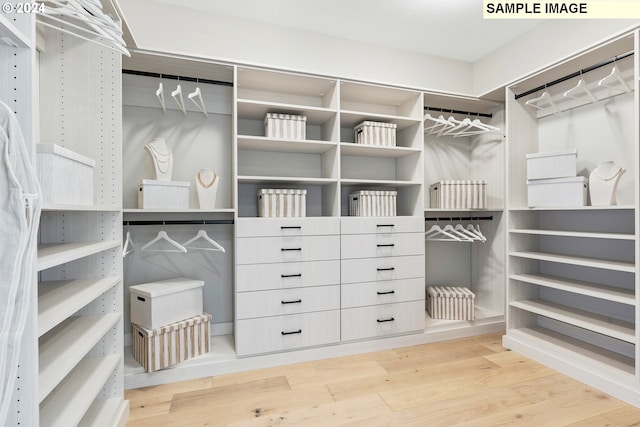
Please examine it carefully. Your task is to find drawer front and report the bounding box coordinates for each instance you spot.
[237,235,340,264]
[341,232,424,259]
[237,217,339,237]
[236,285,340,319]
[341,255,424,284]
[236,310,340,356]
[341,301,425,341]
[341,278,425,308]
[341,216,424,235]
[236,260,340,292]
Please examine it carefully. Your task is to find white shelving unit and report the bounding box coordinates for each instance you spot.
[504,31,640,407]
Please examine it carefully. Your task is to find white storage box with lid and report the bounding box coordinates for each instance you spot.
[264,113,307,140]
[129,277,204,329]
[258,188,307,217]
[526,149,577,180]
[527,176,588,207]
[426,286,475,321]
[36,143,95,206]
[430,180,487,209]
[138,179,190,209]
[132,312,211,372]
[349,190,397,217]
[354,121,397,147]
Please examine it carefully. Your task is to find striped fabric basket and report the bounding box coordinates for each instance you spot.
[349,190,397,217]
[426,286,475,321]
[430,180,487,209]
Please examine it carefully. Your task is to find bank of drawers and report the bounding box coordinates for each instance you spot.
[235,218,341,356]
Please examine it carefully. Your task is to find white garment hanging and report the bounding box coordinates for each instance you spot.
[0,101,41,425]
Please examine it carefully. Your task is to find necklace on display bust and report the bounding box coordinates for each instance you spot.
[146,139,172,174]
[197,170,217,188]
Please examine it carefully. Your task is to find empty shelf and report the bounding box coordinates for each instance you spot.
[238,136,337,154]
[38,277,121,336]
[510,273,635,306]
[509,229,635,240]
[340,143,420,158]
[39,314,120,402]
[510,299,635,343]
[77,397,127,427]
[37,241,120,271]
[509,251,635,273]
[40,354,120,427]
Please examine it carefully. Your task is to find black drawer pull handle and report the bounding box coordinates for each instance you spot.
[281,273,302,278]
[377,290,395,295]
[281,226,302,229]
[377,317,395,323]
[377,244,395,248]
[377,224,395,228]
[281,299,302,304]
[281,329,302,335]
[137,296,146,302]
[377,267,395,271]
[281,248,302,252]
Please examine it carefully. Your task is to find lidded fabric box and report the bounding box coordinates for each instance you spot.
[138,179,190,209]
[264,113,307,140]
[527,176,587,207]
[129,278,204,329]
[526,149,577,180]
[132,312,211,372]
[36,143,95,206]
[258,188,307,217]
[354,121,397,147]
[430,180,487,209]
[426,286,475,321]
[349,190,397,217]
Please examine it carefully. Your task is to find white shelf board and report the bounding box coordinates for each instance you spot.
[509,228,635,240]
[238,135,337,154]
[509,251,635,273]
[41,204,121,212]
[38,277,121,337]
[340,110,420,130]
[123,208,235,214]
[510,273,635,306]
[40,354,120,427]
[510,299,635,343]
[237,99,336,123]
[425,208,504,213]
[510,205,635,211]
[77,397,128,427]
[238,175,337,185]
[340,142,420,158]
[0,14,31,48]
[39,314,121,403]
[37,241,121,271]
[341,178,422,187]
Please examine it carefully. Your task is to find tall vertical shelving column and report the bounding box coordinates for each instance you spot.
[504,31,640,407]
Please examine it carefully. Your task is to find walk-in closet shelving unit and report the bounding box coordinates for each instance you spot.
[422,93,506,336]
[504,31,640,406]
[36,24,128,426]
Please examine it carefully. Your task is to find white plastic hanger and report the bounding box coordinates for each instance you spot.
[172,83,187,116]
[442,224,473,242]
[425,224,462,241]
[438,116,467,137]
[598,63,631,93]
[525,89,559,114]
[453,119,492,138]
[188,86,209,117]
[183,229,225,253]
[141,228,187,253]
[424,113,455,135]
[455,224,482,241]
[467,223,487,242]
[564,74,598,103]
[156,81,167,113]
[123,226,134,258]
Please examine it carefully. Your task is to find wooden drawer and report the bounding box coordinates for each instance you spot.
[236,235,339,264]
[341,216,423,235]
[341,255,424,284]
[236,285,340,319]
[237,217,339,237]
[235,310,340,356]
[341,301,425,341]
[236,260,340,292]
[341,278,425,308]
[341,232,424,259]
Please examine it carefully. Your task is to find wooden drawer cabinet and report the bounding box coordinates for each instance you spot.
[236,285,340,319]
[341,232,424,259]
[236,260,340,292]
[341,255,424,284]
[236,235,340,264]
[341,301,425,341]
[341,278,424,308]
[237,217,339,237]
[235,310,340,356]
[340,216,423,235]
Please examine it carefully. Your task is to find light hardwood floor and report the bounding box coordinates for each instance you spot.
[125,332,640,426]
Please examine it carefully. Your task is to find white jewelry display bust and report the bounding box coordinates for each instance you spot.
[196,168,219,209]
[589,161,626,206]
[144,137,173,181]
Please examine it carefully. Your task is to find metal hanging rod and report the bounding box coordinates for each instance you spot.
[122,69,234,87]
[425,216,493,221]
[514,51,634,100]
[124,220,234,226]
[424,106,493,119]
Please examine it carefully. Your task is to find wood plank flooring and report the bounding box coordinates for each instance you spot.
[125,332,640,426]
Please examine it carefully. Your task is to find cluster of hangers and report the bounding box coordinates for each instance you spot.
[123,222,225,257]
[524,54,633,115]
[424,111,500,138]
[425,217,490,242]
[156,78,208,117]
[36,0,130,56]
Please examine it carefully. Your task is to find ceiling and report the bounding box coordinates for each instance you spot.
[152,0,543,63]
